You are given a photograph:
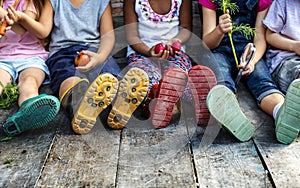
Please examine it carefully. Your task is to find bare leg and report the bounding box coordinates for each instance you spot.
[260,93,284,117]
[18,68,45,106]
[0,68,13,95]
[58,76,81,100]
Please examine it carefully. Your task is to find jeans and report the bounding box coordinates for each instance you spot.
[213,52,283,105]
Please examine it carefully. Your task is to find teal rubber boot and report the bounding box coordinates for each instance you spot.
[275,79,300,144]
[2,94,60,136]
[206,85,254,141]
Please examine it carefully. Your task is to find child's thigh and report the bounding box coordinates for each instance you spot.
[0,68,13,84]
[0,62,15,84]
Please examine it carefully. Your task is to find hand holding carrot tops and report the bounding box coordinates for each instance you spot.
[218,9,232,34]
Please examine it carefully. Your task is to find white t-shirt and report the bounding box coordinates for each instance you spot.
[127,0,182,56]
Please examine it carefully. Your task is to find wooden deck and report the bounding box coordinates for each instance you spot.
[1,6,300,188]
[1,81,299,187]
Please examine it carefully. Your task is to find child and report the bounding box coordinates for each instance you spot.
[124,0,216,129]
[263,0,300,144]
[9,0,151,134]
[0,0,60,136]
[199,0,297,143]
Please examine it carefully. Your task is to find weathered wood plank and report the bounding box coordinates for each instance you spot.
[237,84,300,188]
[192,127,271,187]
[0,87,65,187]
[116,114,196,187]
[36,118,121,187]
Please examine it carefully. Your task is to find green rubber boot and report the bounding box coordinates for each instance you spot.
[275,79,300,144]
[2,94,60,136]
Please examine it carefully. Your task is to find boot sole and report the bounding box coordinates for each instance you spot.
[206,85,254,141]
[3,95,60,136]
[276,79,300,144]
[151,68,188,129]
[188,65,216,126]
[108,68,149,129]
[72,73,118,134]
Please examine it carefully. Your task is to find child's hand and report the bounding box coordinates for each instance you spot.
[6,6,23,24]
[75,50,98,72]
[239,61,255,76]
[166,39,182,56]
[3,14,13,27]
[218,9,232,34]
[149,45,169,59]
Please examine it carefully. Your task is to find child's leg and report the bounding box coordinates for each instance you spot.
[275,79,300,144]
[59,76,90,118]
[0,68,13,95]
[2,68,60,136]
[151,67,188,129]
[150,52,191,128]
[17,68,45,106]
[127,53,161,93]
[107,68,149,129]
[188,65,216,126]
[72,73,119,134]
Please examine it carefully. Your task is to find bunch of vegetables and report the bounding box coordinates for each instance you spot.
[0,81,19,109]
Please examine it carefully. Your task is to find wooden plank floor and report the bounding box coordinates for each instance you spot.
[1,8,300,188]
[0,76,299,188]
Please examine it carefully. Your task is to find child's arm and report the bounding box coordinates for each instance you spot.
[266,29,300,56]
[251,8,269,65]
[7,0,53,39]
[171,0,191,44]
[77,3,115,72]
[202,7,232,49]
[124,0,167,58]
[240,8,269,76]
[165,0,191,56]
[5,6,37,35]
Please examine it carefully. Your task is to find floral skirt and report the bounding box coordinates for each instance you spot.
[127,51,193,101]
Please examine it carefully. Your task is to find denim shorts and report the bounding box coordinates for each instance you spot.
[0,56,50,84]
[272,55,300,94]
[46,45,121,96]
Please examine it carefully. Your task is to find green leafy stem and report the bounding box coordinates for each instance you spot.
[0,81,19,109]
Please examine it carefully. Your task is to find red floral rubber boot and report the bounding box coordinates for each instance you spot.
[188,65,216,126]
[151,68,188,129]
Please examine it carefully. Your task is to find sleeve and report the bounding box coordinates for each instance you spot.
[99,0,111,19]
[198,0,217,10]
[257,0,272,12]
[262,0,285,33]
[50,0,56,11]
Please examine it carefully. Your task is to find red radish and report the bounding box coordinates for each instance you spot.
[154,43,165,54]
[171,41,181,53]
[74,51,90,67]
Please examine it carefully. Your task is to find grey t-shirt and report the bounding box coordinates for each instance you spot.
[49,0,110,57]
